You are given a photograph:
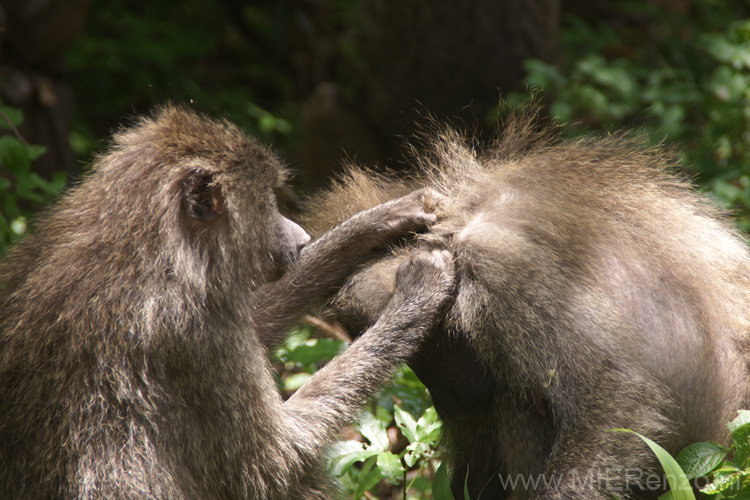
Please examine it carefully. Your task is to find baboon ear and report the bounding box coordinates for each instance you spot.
[182,170,224,222]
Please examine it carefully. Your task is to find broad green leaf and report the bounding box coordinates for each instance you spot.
[394,405,419,443]
[279,327,311,351]
[725,485,750,500]
[612,429,695,500]
[28,172,64,197]
[699,468,740,495]
[283,338,345,366]
[281,372,310,392]
[3,193,20,219]
[357,411,390,452]
[433,461,456,500]
[403,441,431,468]
[676,442,729,479]
[15,173,49,204]
[376,451,404,484]
[416,406,442,444]
[730,411,750,466]
[0,136,30,175]
[26,144,47,161]
[327,440,378,476]
[0,105,23,128]
[353,456,382,500]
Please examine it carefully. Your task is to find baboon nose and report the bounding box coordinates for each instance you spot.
[297,231,311,251]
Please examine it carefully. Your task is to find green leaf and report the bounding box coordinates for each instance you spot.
[284,338,346,366]
[28,172,64,197]
[353,456,382,499]
[433,461,456,500]
[0,105,23,128]
[394,405,419,443]
[612,429,695,500]
[415,406,443,444]
[724,485,750,500]
[703,35,737,65]
[699,468,741,495]
[326,440,379,476]
[0,136,30,175]
[281,327,311,351]
[3,192,20,219]
[376,451,404,484]
[48,171,67,193]
[676,442,730,479]
[26,144,47,161]
[281,372,310,392]
[357,411,390,452]
[403,441,431,468]
[729,411,750,465]
[0,214,10,249]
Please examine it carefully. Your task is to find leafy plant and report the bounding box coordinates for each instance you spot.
[0,104,66,254]
[674,411,750,499]
[614,429,695,500]
[328,403,443,500]
[274,325,444,499]
[621,411,750,500]
[510,3,750,230]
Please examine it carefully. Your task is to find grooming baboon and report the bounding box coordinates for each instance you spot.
[302,113,750,499]
[0,104,456,499]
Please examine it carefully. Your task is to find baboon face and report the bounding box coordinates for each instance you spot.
[100,105,309,289]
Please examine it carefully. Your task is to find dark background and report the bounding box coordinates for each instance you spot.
[1,0,749,239]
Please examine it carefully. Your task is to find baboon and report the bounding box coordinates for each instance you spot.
[0,104,456,499]
[302,113,750,499]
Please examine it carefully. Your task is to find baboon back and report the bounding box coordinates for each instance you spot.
[303,120,750,499]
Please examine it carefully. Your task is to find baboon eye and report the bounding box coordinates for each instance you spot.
[183,171,224,222]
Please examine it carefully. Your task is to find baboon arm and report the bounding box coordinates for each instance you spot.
[251,189,440,350]
[281,249,455,459]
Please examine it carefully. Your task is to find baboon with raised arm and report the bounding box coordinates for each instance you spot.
[302,112,750,500]
[0,104,455,499]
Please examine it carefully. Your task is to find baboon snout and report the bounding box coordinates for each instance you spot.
[276,213,311,262]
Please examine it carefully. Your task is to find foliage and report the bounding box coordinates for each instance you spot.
[614,429,695,500]
[272,325,348,392]
[632,411,750,500]
[275,326,442,499]
[510,1,750,229]
[327,401,442,499]
[0,104,66,254]
[65,0,298,160]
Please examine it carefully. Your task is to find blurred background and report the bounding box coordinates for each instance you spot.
[2,0,749,250]
[1,1,749,497]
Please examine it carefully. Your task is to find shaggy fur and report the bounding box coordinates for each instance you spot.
[302,112,750,499]
[0,105,454,499]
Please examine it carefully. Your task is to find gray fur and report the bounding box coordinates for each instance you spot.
[303,113,750,500]
[0,105,455,499]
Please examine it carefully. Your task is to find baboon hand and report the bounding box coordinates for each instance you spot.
[357,188,445,249]
[297,188,445,269]
[382,248,456,334]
